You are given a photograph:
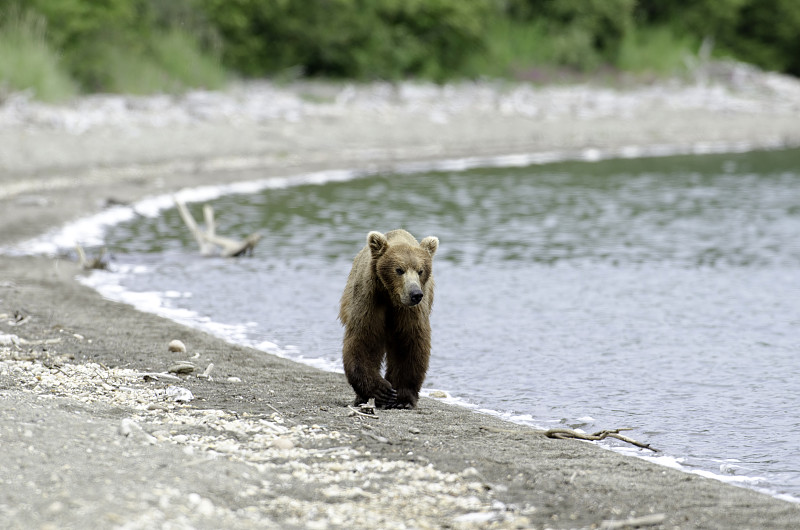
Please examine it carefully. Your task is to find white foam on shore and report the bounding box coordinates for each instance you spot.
[7,144,800,505]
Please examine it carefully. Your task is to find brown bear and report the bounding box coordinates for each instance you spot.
[339,229,439,409]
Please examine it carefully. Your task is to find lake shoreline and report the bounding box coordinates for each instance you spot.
[3,73,800,527]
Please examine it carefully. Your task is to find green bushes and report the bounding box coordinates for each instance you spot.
[0,7,77,101]
[0,0,227,96]
[636,0,800,76]
[201,0,492,81]
[1,0,799,100]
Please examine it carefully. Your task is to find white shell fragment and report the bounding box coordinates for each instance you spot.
[118,418,157,444]
[168,339,186,353]
[197,363,214,379]
[165,385,194,403]
[271,438,295,450]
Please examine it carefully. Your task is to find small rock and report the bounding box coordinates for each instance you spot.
[227,376,242,383]
[168,362,195,374]
[46,501,64,514]
[460,467,481,478]
[142,372,182,383]
[271,438,294,450]
[119,418,135,437]
[429,390,448,398]
[168,339,186,353]
[188,493,215,517]
[409,427,421,434]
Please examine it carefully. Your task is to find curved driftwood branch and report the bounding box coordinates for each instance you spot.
[478,425,660,452]
[174,197,261,257]
[544,428,660,452]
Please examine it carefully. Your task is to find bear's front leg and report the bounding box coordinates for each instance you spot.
[385,331,430,409]
[342,335,397,408]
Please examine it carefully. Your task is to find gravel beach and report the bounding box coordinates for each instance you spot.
[3,64,800,529]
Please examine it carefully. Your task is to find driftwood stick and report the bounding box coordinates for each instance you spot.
[203,232,262,257]
[75,244,108,270]
[225,233,262,257]
[478,425,659,452]
[174,197,261,257]
[544,428,660,452]
[175,198,213,255]
[203,204,215,241]
[348,406,380,419]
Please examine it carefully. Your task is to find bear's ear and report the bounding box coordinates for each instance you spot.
[420,236,439,257]
[367,231,388,259]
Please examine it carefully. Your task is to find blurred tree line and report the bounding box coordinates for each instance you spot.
[0,0,798,97]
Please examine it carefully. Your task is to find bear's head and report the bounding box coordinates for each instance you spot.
[368,231,438,308]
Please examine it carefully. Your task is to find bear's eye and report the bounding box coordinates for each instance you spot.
[418,269,424,276]
[395,268,404,275]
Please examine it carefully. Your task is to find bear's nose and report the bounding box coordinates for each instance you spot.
[410,290,423,305]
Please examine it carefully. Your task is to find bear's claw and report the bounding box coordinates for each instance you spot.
[374,386,398,409]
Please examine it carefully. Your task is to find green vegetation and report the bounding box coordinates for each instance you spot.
[0,0,227,100]
[1,0,799,100]
[202,0,491,81]
[0,7,77,102]
[96,29,227,95]
[616,25,699,76]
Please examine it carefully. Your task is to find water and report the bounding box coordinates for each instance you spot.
[98,149,800,500]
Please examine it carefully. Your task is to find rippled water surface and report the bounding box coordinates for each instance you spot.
[103,150,800,499]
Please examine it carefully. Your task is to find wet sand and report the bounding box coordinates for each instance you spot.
[2,74,800,528]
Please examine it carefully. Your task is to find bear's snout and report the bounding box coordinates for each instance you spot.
[409,288,424,306]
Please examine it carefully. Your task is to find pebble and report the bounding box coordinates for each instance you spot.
[271,438,295,450]
[226,376,242,383]
[118,418,136,437]
[460,467,481,478]
[167,362,195,374]
[168,339,186,353]
[428,390,448,398]
[142,372,182,383]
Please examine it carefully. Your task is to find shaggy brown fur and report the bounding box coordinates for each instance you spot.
[339,229,439,409]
